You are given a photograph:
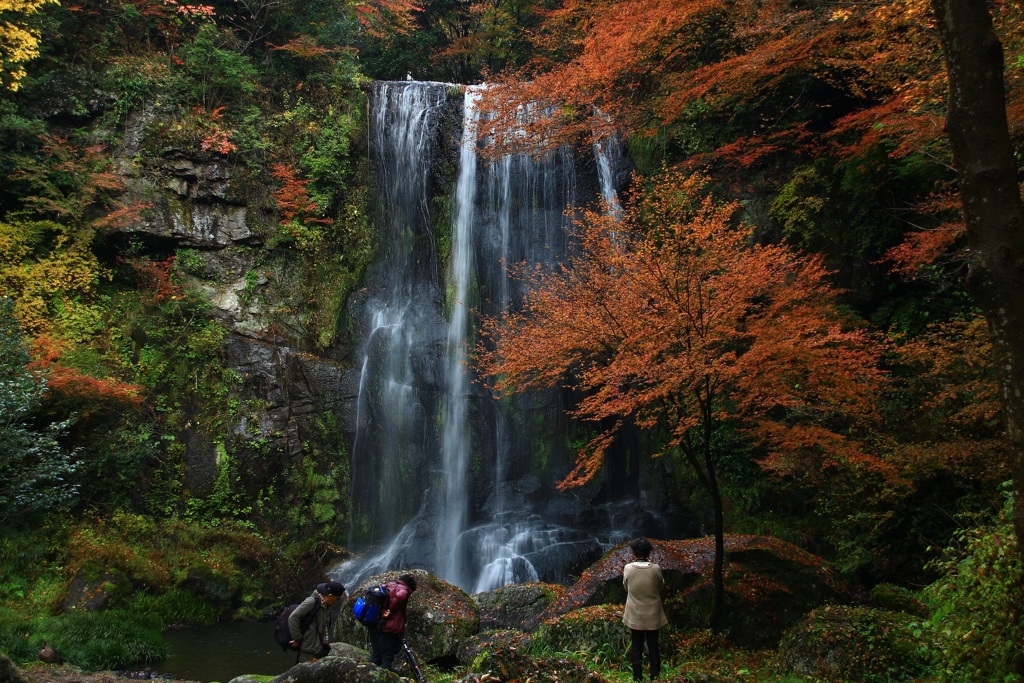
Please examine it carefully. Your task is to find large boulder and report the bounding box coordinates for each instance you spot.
[0,652,29,683]
[777,605,932,681]
[335,569,479,663]
[452,629,610,683]
[268,656,400,683]
[545,535,847,648]
[473,582,563,633]
[456,630,533,670]
[534,603,663,663]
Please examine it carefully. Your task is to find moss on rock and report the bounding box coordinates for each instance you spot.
[777,605,931,682]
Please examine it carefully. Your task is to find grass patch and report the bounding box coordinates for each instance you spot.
[45,610,168,671]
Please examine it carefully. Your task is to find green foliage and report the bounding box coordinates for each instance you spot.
[922,486,1024,682]
[106,56,166,122]
[184,444,254,526]
[62,511,279,621]
[0,607,167,670]
[0,298,78,521]
[174,248,206,275]
[868,583,928,618]
[44,610,168,670]
[287,414,349,535]
[125,587,220,626]
[173,24,260,110]
[0,609,41,664]
[777,605,932,682]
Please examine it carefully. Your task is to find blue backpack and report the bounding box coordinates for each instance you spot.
[352,585,389,626]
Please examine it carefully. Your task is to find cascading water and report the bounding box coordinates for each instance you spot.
[438,86,480,583]
[348,82,449,547]
[338,82,672,594]
[594,132,624,220]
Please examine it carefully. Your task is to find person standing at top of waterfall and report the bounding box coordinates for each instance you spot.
[370,573,417,671]
[623,538,667,682]
[289,580,346,662]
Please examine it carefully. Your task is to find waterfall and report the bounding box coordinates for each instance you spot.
[337,81,666,594]
[438,86,481,583]
[594,132,624,220]
[348,82,448,545]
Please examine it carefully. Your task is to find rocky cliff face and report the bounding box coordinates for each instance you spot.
[103,104,364,529]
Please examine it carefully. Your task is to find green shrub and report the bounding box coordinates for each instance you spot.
[0,610,41,664]
[868,583,929,618]
[922,486,1024,682]
[777,605,931,682]
[125,588,219,626]
[173,24,259,110]
[45,610,168,671]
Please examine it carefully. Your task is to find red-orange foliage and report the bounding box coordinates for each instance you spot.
[351,0,422,38]
[196,106,237,155]
[29,335,144,413]
[477,169,886,489]
[480,0,1024,208]
[69,0,214,55]
[125,255,183,303]
[270,35,346,61]
[271,162,329,228]
[885,315,1007,484]
[10,135,125,225]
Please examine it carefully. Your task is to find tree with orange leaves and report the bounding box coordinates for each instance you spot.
[477,170,884,628]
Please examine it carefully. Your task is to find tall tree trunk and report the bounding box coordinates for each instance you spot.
[931,0,1024,550]
[702,387,725,631]
[705,429,725,632]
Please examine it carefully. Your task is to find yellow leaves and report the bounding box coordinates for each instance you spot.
[0,0,57,91]
[0,221,107,336]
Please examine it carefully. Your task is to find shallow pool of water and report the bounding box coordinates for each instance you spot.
[156,621,300,683]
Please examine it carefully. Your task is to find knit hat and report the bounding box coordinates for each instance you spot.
[317,580,346,596]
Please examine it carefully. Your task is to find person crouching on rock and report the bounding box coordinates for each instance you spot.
[371,573,417,671]
[289,580,346,662]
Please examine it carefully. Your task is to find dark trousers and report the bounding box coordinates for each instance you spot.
[370,628,403,671]
[630,628,660,680]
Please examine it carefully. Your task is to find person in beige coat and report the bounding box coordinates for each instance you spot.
[622,538,667,681]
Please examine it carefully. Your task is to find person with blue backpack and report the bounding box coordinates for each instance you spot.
[288,580,346,662]
[370,574,417,671]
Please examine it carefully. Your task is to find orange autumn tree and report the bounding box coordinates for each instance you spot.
[477,170,885,628]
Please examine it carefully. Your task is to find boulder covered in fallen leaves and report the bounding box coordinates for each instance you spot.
[456,630,534,672]
[456,629,612,683]
[544,535,847,647]
[335,569,479,662]
[534,603,662,663]
[473,582,563,633]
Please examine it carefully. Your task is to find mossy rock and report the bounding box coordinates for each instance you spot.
[458,657,611,683]
[534,603,670,666]
[777,605,932,682]
[868,583,929,618]
[269,656,400,683]
[0,652,29,683]
[545,535,846,648]
[431,627,612,683]
[473,582,563,632]
[335,570,479,662]
[456,630,533,673]
[228,675,278,683]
